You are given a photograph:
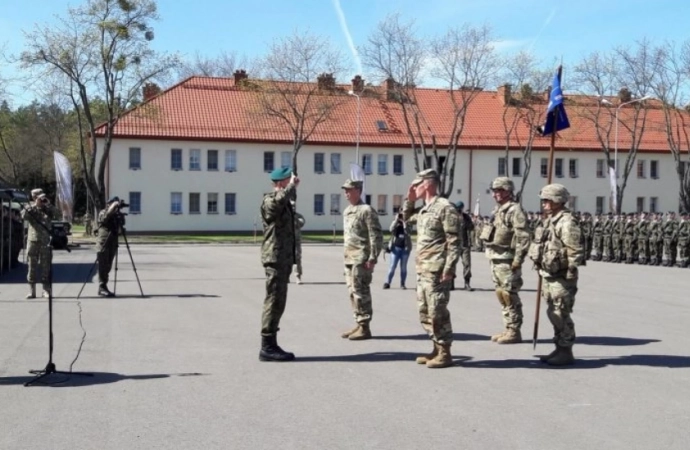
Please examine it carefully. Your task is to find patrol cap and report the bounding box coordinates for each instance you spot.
[539,183,570,204]
[411,168,439,186]
[341,179,363,190]
[490,177,514,192]
[455,201,464,210]
[31,188,43,198]
[270,166,292,182]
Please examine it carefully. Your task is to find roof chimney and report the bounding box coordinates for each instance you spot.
[233,69,248,85]
[142,82,161,101]
[497,84,512,105]
[317,73,336,91]
[385,77,397,101]
[351,75,364,93]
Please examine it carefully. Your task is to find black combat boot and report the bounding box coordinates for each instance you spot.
[464,276,474,292]
[98,283,115,297]
[259,335,295,362]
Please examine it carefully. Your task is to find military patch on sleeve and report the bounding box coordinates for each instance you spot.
[445,207,459,228]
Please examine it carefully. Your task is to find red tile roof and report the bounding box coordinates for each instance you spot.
[95,76,684,153]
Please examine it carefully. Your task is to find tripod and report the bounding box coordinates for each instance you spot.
[9,192,93,386]
[77,218,144,299]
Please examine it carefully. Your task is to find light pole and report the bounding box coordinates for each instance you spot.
[348,90,361,166]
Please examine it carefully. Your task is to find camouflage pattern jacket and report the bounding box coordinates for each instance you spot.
[343,201,383,266]
[261,183,296,266]
[403,196,460,275]
[96,206,122,251]
[531,209,585,279]
[483,201,530,265]
[663,219,679,242]
[21,202,55,243]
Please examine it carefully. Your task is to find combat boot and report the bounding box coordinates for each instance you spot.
[415,342,439,365]
[259,335,295,362]
[348,323,372,341]
[490,330,506,342]
[539,346,560,363]
[26,284,36,299]
[464,276,474,292]
[98,284,115,298]
[42,284,51,298]
[341,325,361,339]
[426,344,452,369]
[296,275,302,285]
[545,346,574,366]
[497,328,522,344]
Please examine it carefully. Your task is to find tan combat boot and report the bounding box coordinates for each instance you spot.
[348,323,372,341]
[546,346,575,366]
[490,331,506,342]
[415,342,439,365]
[497,328,522,344]
[26,284,36,299]
[341,325,361,339]
[426,344,453,369]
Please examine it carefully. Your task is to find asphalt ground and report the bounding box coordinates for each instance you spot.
[1,244,689,450]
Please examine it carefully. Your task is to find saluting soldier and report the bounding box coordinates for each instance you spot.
[21,190,56,298]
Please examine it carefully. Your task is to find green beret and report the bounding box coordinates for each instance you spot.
[270,166,292,182]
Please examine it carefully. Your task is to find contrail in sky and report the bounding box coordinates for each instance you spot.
[528,8,557,53]
[333,0,363,75]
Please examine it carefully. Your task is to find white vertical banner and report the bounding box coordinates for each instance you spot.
[350,162,366,197]
[473,194,480,216]
[608,166,617,212]
[53,151,73,222]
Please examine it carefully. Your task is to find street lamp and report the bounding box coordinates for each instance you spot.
[348,90,361,166]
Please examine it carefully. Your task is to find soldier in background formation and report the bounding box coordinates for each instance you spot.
[21,189,56,298]
[84,212,93,237]
[453,201,474,291]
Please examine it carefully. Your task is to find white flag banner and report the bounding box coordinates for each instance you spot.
[608,166,617,212]
[53,151,73,222]
[350,162,366,196]
[473,194,480,216]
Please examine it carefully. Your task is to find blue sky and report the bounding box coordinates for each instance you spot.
[1,0,687,105]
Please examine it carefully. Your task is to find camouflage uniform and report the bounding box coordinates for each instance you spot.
[648,215,662,265]
[453,201,474,290]
[529,184,585,366]
[21,196,55,295]
[84,212,93,237]
[636,214,650,264]
[96,201,122,296]
[341,179,383,335]
[592,215,604,261]
[581,213,593,260]
[481,177,530,344]
[623,215,637,263]
[677,214,689,268]
[662,214,678,266]
[403,169,460,367]
[293,209,305,282]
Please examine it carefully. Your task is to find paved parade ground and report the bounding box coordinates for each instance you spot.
[1,244,689,450]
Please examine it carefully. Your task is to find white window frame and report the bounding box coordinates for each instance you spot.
[314,152,325,174]
[636,197,645,213]
[637,160,646,179]
[171,149,182,171]
[207,150,219,171]
[540,158,548,178]
[330,153,341,174]
[377,194,388,215]
[498,157,507,176]
[207,193,218,214]
[393,194,403,213]
[596,159,605,178]
[378,154,388,175]
[512,157,521,177]
[555,158,564,178]
[129,147,141,170]
[393,155,404,175]
[280,151,291,169]
[362,154,373,175]
[189,192,201,214]
[225,193,237,215]
[314,194,325,215]
[171,192,183,214]
[264,151,275,172]
[650,196,658,213]
[189,149,201,171]
[595,196,604,215]
[650,160,659,179]
[225,150,237,172]
[129,192,141,214]
[330,193,341,215]
[569,159,579,178]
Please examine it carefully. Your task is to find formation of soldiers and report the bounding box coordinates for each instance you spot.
[472,210,690,268]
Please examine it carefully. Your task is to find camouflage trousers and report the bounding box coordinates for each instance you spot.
[344,264,373,324]
[592,235,603,259]
[678,239,689,265]
[459,247,472,280]
[542,276,577,348]
[26,240,51,283]
[294,240,302,277]
[261,262,292,336]
[416,271,453,345]
[637,238,649,262]
[490,260,523,331]
[663,239,677,264]
[97,242,118,285]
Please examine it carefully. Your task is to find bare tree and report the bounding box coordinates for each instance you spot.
[20,0,179,209]
[177,50,260,80]
[653,40,690,212]
[252,30,348,175]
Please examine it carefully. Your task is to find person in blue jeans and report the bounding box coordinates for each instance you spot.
[384,213,412,289]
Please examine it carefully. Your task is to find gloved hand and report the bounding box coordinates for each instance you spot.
[566,266,578,280]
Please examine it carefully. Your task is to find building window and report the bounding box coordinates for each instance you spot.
[314,194,325,215]
[650,160,659,179]
[512,157,521,176]
[225,150,237,172]
[650,196,658,213]
[393,155,403,175]
[595,196,604,215]
[225,193,236,214]
[569,159,578,178]
[393,194,403,213]
[171,149,182,170]
[171,192,182,214]
[189,149,201,171]
[637,160,646,178]
[189,193,200,214]
[540,158,548,178]
[362,154,373,175]
[264,151,275,172]
[330,194,341,215]
[636,197,645,213]
[498,157,507,176]
[423,155,432,170]
[129,192,141,214]
[377,194,388,215]
[129,147,141,170]
[314,152,325,173]
[378,154,388,175]
[281,151,291,169]
[207,150,218,171]
[207,193,218,214]
[330,153,341,174]
[365,194,371,205]
[555,158,563,178]
[596,159,605,178]
[568,196,577,211]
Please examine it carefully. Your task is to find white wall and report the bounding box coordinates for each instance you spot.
[100,137,680,232]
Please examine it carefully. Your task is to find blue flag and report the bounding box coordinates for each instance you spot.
[540,66,570,136]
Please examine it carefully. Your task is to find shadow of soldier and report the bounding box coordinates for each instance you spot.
[294,352,473,365]
[372,333,490,341]
[458,354,690,370]
[530,336,660,347]
[0,371,207,388]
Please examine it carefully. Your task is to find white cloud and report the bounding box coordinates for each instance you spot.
[332,0,363,75]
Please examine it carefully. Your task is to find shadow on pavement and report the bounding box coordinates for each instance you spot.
[74,294,221,299]
[372,333,491,341]
[530,336,661,346]
[295,352,473,364]
[0,262,96,284]
[297,281,346,285]
[460,354,690,369]
[0,371,207,387]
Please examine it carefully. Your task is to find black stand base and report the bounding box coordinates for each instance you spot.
[25,362,93,386]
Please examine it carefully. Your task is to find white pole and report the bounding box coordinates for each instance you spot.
[614,95,651,212]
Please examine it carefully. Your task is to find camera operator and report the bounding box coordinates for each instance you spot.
[96,196,127,297]
[21,190,57,298]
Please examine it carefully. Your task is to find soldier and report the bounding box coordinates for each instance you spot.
[480,177,530,344]
[602,213,614,262]
[96,197,125,298]
[636,212,650,265]
[403,169,460,368]
[21,191,56,298]
[623,213,637,264]
[529,184,585,366]
[581,212,593,260]
[259,167,299,362]
[677,212,689,268]
[592,213,604,261]
[84,212,93,237]
[662,212,678,267]
[454,201,474,291]
[648,212,662,265]
[340,179,383,341]
[291,201,305,285]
